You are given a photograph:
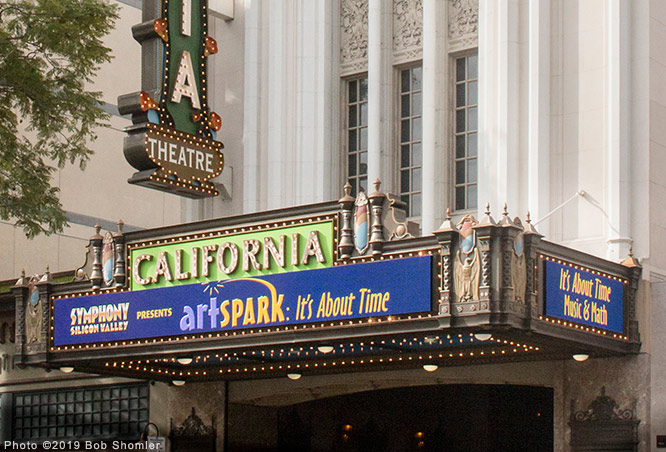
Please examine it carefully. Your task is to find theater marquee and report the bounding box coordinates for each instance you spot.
[12,198,641,381]
[54,256,433,347]
[543,258,625,334]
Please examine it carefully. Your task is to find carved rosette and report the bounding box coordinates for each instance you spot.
[341,0,368,73]
[448,0,478,51]
[393,0,422,61]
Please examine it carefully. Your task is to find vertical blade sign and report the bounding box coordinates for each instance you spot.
[118,0,224,198]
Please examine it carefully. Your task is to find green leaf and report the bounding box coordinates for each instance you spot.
[0,0,118,237]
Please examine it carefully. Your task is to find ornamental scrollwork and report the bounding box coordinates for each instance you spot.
[172,408,215,437]
[394,0,422,52]
[341,0,368,64]
[572,387,635,422]
[449,0,478,39]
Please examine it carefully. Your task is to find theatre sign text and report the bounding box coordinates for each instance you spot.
[119,0,224,198]
[12,188,641,380]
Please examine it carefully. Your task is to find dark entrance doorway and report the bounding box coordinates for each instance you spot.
[229,384,553,452]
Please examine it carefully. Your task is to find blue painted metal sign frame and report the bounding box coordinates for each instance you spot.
[54,255,433,346]
[544,260,624,333]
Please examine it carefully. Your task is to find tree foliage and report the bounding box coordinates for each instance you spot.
[0,0,118,237]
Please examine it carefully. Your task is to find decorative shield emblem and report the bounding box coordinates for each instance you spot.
[354,192,370,253]
[459,219,476,255]
[28,276,39,306]
[102,232,115,286]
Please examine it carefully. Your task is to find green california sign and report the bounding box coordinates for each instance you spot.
[130,221,334,291]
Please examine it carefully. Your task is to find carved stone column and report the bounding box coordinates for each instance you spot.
[498,205,517,306]
[433,209,456,317]
[33,268,53,355]
[473,204,497,312]
[90,224,104,290]
[523,212,543,320]
[621,247,642,343]
[368,179,385,256]
[338,183,355,259]
[113,220,127,288]
[11,270,28,358]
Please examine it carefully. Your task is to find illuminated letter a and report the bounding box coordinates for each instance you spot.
[171,50,201,109]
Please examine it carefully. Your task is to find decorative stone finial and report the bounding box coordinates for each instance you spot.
[95,224,101,235]
[14,268,27,287]
[621,243,640,268]
[524,211,541,235]
[343,182,352,197]
[373,178,381,192]
[117,220,124,233]
[499,203,514,227]
[478,202,496,226]
[40,265,52,283]
[435,208,455,232]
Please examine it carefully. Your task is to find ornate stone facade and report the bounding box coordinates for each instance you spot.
[393,0,422,55]
[340,0,368,73]
[448,0,478,51]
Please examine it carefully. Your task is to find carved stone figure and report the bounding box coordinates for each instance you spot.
[25,279,41,345]
[454,247,480,302]
[453,216,480,302]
